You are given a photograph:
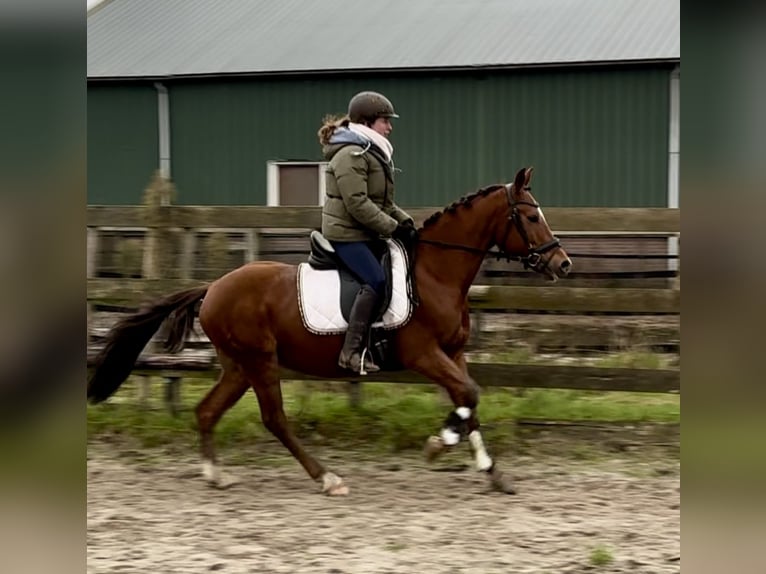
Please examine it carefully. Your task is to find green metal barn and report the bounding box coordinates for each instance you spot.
[87,0,680,209]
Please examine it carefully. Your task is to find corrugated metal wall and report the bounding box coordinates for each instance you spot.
[89,66,671,207]
[169,77,417,205]
[475,67,671,207]
[88,84,158,204]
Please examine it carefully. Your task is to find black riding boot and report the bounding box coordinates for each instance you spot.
[338,285,381,374]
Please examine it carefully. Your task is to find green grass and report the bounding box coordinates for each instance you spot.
[589,545,615,567]
[87,375,679,456]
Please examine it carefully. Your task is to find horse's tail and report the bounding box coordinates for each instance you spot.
[87,285,209,404]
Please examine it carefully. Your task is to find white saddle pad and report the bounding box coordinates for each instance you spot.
[297,239,413,335]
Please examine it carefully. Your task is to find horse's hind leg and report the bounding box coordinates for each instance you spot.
[246,352,349,496]
[195,355,249,488]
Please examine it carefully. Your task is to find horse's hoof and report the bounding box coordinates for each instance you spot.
[424,435,446,463]
[489,467,517,495]
[215,474,241,490]
[326,483,350,496]
[206,473,240,490]
[202,461,240,489]
[321,472,349,496]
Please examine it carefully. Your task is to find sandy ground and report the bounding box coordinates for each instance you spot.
[87,440,679,574]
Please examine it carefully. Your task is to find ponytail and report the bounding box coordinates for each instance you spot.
[318,114,350,145]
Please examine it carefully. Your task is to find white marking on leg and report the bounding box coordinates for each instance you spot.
[440,427,460,446]
[455,406,471,420]
[321,472,349,496]
[202,460,220,484]
[468,430,493,471]
[202,460,240,488]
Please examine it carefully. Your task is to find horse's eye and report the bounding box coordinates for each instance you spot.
[528,215,539,223]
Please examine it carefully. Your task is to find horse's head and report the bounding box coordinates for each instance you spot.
[495,167,572,281]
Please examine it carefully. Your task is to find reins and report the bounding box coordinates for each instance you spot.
[416,237,523,262]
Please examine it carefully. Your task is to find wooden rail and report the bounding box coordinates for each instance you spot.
[86,203,680,292]
[86,350,678,393]
[87,205,680,233]
[89,316,681,353]
[468,285,679,313]
[87,278,680,314]
[87,351,679,414]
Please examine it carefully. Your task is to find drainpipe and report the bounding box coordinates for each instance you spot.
[154,82,171,194]
[667,66,680,271]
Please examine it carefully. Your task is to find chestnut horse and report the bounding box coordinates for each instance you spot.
[88,167,571,495]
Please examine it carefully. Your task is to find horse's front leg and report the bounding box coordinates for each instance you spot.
[411,348,516,494]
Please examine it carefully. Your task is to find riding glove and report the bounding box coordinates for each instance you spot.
[392,222,418,245]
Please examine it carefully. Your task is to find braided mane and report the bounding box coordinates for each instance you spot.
[421,184,504,229]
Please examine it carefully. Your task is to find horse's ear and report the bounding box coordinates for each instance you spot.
[524,167,534,187]
[513,168,526,194]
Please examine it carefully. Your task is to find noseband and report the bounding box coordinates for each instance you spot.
[416,185,561,274]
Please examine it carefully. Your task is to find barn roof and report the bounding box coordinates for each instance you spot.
[88,0,680,79]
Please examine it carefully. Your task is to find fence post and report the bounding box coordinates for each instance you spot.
[141,172,179,410]
[348,380,362,408]
[179,228,196,280]
[138,375,152,409]
[164,376,182,416]
[248,228,260,262]
[472,309,485,347]
[142,171,176,279]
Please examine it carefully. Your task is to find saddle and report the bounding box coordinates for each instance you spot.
[297,231,415,370]
[307,232,394,323]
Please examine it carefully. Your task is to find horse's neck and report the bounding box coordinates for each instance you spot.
[417,193,502,297]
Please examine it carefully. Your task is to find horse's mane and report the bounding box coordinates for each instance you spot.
[421,184,505,229]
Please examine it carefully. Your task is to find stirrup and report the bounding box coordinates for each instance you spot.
[359,347,369,376]
[338,347,379,375]
[359,347,381,374]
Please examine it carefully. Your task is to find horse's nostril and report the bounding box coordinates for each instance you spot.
[560,260,572,274]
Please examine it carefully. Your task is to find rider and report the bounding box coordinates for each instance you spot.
[317,90,418,374]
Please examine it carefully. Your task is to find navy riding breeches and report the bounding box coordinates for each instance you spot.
[330,241,386,297]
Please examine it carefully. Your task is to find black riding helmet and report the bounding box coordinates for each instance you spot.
[348,91,399,125]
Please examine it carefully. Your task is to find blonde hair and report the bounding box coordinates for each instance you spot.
[317,114,350,145]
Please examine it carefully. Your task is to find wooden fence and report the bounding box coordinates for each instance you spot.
[86,197,680,412]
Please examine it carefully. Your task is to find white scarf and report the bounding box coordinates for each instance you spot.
[348,122,394,163]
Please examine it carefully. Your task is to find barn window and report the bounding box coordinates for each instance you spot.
[266,161,328,206]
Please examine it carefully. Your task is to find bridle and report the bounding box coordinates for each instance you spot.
[416,184,561,274]
[501,184,562,272]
